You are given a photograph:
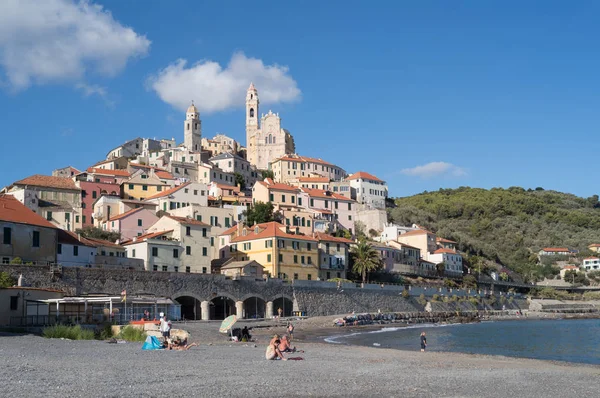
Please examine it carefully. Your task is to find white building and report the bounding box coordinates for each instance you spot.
[379,224,419,242]
[197,163,236,186]
[106,137,163,160]
[209,152,258,189]
[143,181,208,212]
[57,230,96,267]
[428,248,463,276]
[124,230,183,272]
[583,257,600,271]
[346,171,388,210]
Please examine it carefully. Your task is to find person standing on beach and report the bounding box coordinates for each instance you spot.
[420,332,427,352]
[278,307,283,319]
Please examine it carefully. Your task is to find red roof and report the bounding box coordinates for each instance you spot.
[542,247,570,252]
[123,230,173,245]
[129,164,175,180]
[230,222,317,243]
[108,207,144,221]
[0,195,57,229]
[13,175,79,190]
[165,215,210,226]
[144,182,191,200]
[563,265,579,270]
[433,248,458,254]
[313,233,353,244]
[346,171,384,183]
[399,229,432,237]
[155,170,175,180]
[83,237,123,248]
[220,225,239,236]
[437,237,456,243]
[274,154,335,167]
[298,177,330,183]
[584,257,600,260]
[256,180,300,192]
[86,167,131,177]
[300,188,350,201]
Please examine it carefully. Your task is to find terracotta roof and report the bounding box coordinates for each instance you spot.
[0,195,57,229]
[436,237,456,243]
[256,180,300,192]
[399,229,432,237]
[274,154,335,167]
[433,248,458,254]
[318,209,333,214]
[121,199,157,206]
[155,170,175,180]
[58,230,96,247]
[298,177,330,183]
[165,215,210,227]
[230,222,317,243]
[584,257,600,260]
[129,164,175,180]
[314,233,354,244]
[563,265,579,270]
[220,225,239,236]
[396,242,420,250]
[13,175,78,190]
[108,207,144,221]
[83,237,123,248]
[144,182,191,200]
[300,187,351,201]
[86,167,131,177]
[123,230,173,245]
[216,183,239,191]
[541,247,570,252]
[346,171,384,183]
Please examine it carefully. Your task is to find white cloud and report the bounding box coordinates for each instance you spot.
[76,83,107,98]
[148,52,301,114]
[400,162,467,178]
[0,0,150,90]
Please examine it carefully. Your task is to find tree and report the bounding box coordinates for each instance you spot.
[350,239,382,283]
[76,226,121,242]
[436,262,446,277]
[243,202,279,225]
[261,170,274,180]
[234,172,246,191]
[354,221,366,239]
[0,272,15,288]
[462,275,477,289]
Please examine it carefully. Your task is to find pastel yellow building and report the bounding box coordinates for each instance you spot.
[270,154,345,183]
[226,222,319,280]
[122,172,169,201]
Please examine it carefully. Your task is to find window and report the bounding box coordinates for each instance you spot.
[294,273,298,280]
[73,245,78,256]
[324,200,329,208]
[291,196,295,204]
[348,203,352,211]
[310,199,314,207]
[186,226,191,236]
[186,246,191,255]
[46,211,53,221]
[265,240,273,248]
[307,274,312,280]
[129,184,134,190]
[298,197,302,206]
[186,266,191,273]
[202,247,207,256]
[57,243,62,254]
[210,237,214,246]
[278,240,285,248]
[281,195,286,203]
[173,249,179,258]
[82,216,86,224]
[202,228,207,237]
[335,201,338,210]
[174,266,179,273]
[153,265,158,271]
[32,231,40,247]
[267,254,272,262]
[348,215,352,220]
[194,190,198,195]
[157,186,162,192]
[294,255,298,263]
[184,188,189,193]
[142,185,148,191]
[225,218,231,227]
[141,174,148,179]
[202,267,207,273]
[65,213,70,222]
[292,241,299,250]
[138,219,143,227]
[10,296,18,311]
[301,255,305,264]
[279,254,283,262]
[132,249,136,257]
[162,266,168,272]
[152,247,158,257]
[337,244,341,251]
[2,257,9,264]
[269,193,274,202]
[307,256,312,264]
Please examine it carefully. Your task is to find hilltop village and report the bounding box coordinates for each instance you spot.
[1,83,464,282]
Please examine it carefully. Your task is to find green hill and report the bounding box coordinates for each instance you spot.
[389,187,600,278]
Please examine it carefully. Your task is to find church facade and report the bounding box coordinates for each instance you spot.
[245,83,295,171]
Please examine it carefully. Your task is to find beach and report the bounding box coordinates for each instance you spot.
[2,317,600,397]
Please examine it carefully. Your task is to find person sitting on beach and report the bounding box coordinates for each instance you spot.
[242,326,251,341]
[278,335,304,353]
[266,337,286,360]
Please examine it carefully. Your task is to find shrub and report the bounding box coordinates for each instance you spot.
[0,272,15,288]
[98,323,114,340]
[582,291,600,301]
[42,325,95,340]
[401,289,410,299]
[450,295,458,302]
[468,297,479,306]
[417,294,427,305]
[432,294,440,302]
[119,326,146,342]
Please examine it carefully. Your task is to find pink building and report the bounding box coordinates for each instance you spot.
[77,179,122,227]
[102,207,158,240]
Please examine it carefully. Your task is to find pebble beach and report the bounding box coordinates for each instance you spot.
[2,317,600,397]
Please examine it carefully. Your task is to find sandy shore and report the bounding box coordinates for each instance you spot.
[2,316,599,397]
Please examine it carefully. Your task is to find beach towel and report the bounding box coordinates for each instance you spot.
[286,357,304,360]
[142,336,164,350]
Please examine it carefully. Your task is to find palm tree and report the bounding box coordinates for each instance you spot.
[350,239,382,283]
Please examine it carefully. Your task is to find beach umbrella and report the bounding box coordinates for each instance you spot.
[219,315,238,334]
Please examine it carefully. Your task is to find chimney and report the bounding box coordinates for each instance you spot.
[133,237,138,243]
[237,222,243,236]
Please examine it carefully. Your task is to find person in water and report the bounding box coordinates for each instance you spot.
[420,331,427,352]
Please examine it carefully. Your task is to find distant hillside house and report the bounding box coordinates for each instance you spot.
[588,244,600,254]
[346,171,388,210]
[583,257,600,271]
[538,247,571,256]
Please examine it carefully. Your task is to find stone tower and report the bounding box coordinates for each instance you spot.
[184,102,202,152]
[246,83,259,165]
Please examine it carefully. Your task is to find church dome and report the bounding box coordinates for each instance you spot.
[187,103,198,114]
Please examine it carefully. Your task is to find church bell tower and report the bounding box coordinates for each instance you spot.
[184,102,202,152]
[246,83,259,165]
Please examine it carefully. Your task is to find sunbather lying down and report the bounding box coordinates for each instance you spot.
[169,337,198,351]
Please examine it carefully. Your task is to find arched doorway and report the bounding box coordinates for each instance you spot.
[174,296,201,321]
[243,297,266,319]
[272,297,293,317]
[210,296,236,320]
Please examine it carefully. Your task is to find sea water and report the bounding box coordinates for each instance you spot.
[325,319,600,365]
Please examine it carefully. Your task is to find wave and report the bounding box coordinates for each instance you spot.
[324,322,469,344]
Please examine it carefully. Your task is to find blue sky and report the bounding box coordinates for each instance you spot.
[0,1,597,198]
